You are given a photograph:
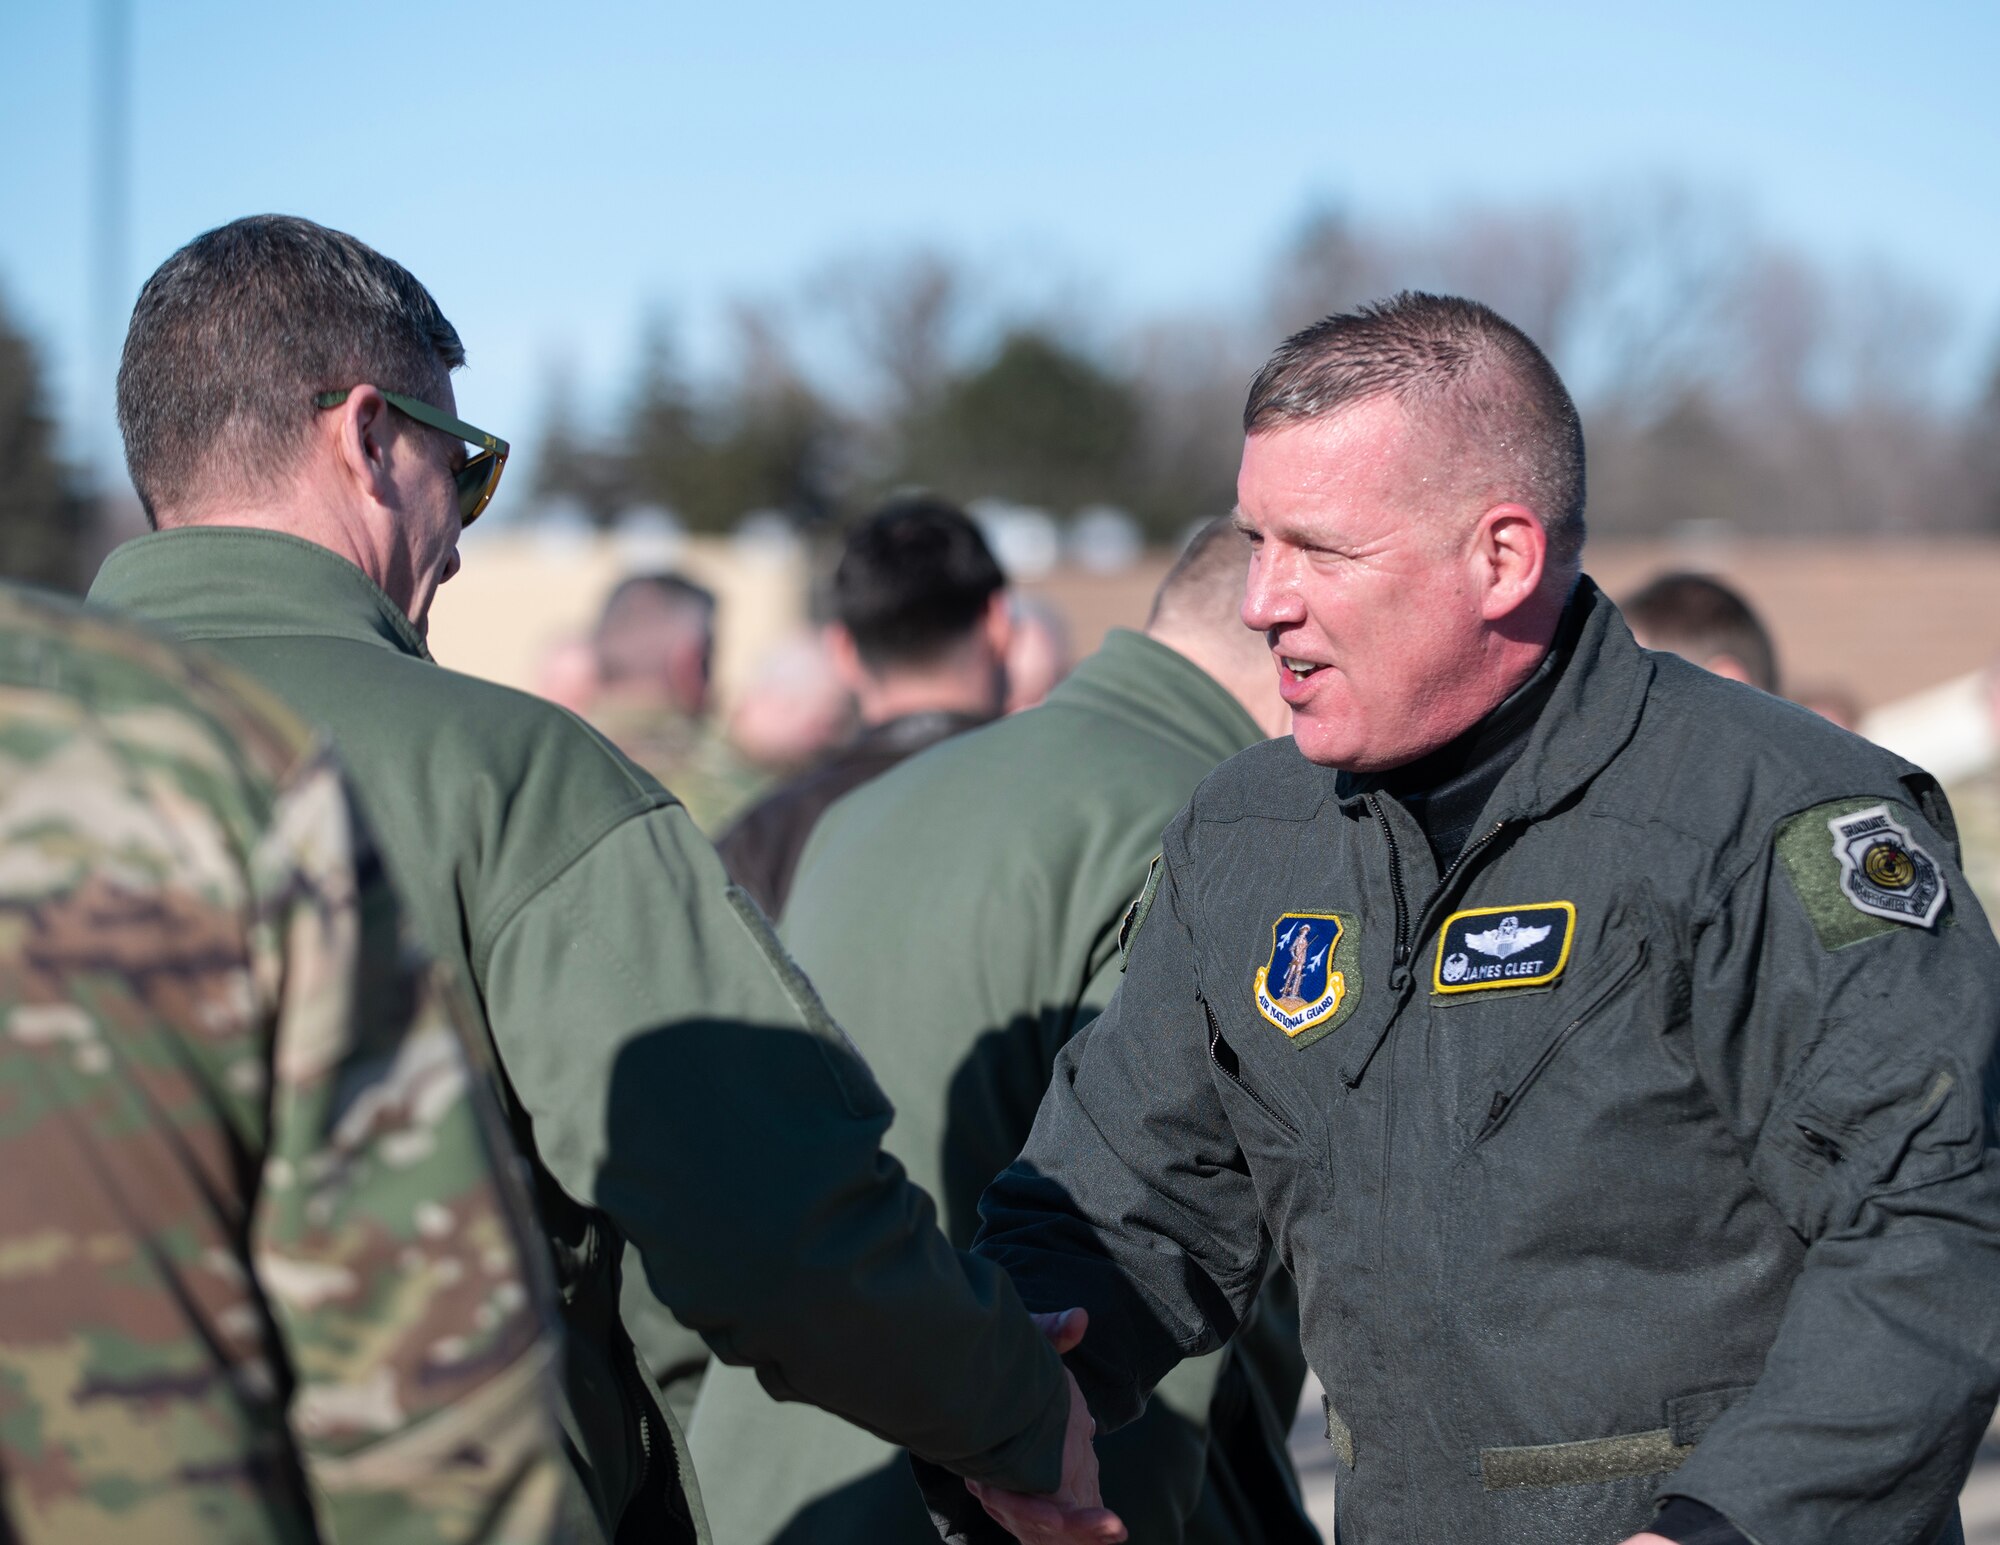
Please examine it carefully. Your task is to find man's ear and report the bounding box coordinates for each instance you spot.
[824,623,870,696]
[983,591,1015,663]
[330,384,397,507]
[1473,502,1548,622]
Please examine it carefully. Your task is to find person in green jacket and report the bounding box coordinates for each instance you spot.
[89,214,1120,1545]
[690,517,1320,1545]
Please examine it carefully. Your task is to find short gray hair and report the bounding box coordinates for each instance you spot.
[1244,292,1586,571]
[117,214,464,522]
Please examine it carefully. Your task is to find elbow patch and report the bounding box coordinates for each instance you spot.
[1753,1026,1980,1237]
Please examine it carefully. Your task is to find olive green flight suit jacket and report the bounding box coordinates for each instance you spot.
[969,581,2000,1545]
[692,629,1319,1545]
[89,529,1069,1543]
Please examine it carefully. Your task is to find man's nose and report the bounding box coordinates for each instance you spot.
[1241,557,1302,632]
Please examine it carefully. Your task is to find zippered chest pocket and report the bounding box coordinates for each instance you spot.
[1467,937,1649,1149]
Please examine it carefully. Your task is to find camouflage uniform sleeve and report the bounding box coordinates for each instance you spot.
[249,753,589,1545]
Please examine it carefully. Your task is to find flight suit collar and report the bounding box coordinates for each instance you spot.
[1048,628,1266,768]
[1324,577,1653,1089]
[89,526,436,663]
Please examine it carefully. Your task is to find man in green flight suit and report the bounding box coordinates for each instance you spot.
[88,214,1121,1545]
[950,294,2000,1545]
[0,583,581,1543]
[691,517,1320,1545]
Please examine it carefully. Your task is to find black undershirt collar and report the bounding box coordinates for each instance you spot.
[1365,595,1584,871]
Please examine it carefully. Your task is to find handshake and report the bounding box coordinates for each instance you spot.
[939,1308,1129,1545]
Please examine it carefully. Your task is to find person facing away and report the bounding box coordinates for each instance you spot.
[1620,570,1780,693]
[939,292,2000,1545]
[584,571,767,835]
[0,582,581,1544]
[85,214,1121,1545]
[716,494,1011,918]
[691,516,1322,1545]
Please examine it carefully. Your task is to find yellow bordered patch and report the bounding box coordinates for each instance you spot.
[1254,912,1350,1038]
[1433,902,1576,995]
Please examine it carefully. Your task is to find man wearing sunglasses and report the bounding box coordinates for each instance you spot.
[87,216,1121,1545]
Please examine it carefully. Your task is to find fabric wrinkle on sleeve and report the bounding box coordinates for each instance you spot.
[481,803,1070,1492]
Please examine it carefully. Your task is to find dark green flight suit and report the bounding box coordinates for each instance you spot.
[961,580,2000,1545]
[692,629,1318,1545]
[89,529,1071,1544]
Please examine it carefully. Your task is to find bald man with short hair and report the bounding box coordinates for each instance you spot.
[690,518,1315,1545]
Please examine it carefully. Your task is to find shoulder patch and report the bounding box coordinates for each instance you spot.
[1254,911,1361,1047]
[1118,855,1163,972]
[1433,902,1576,994]
[1778,798,1948,948]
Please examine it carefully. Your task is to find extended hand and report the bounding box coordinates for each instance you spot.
[963,1309,1127,1544]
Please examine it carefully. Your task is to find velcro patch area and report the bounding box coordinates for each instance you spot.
[1778,797,1950,950]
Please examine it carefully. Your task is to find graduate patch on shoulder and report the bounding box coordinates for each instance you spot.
[1433,902,1576,994]
[1779,797,1948,949]
[1254,912,1358,1045]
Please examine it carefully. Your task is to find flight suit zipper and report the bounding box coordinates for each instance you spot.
[1367,795,1412,970]
[1206,999,1301,1138]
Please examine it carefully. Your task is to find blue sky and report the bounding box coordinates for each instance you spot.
[4,0,1996,483]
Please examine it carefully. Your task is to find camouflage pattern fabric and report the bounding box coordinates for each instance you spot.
[585,694,766,835]
[0,585,581,1544]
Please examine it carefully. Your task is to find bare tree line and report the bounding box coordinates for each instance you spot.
[531,180,2000,543]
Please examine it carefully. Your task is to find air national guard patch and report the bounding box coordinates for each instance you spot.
[1434,902,1576,994]
[1254,912,1354,1041]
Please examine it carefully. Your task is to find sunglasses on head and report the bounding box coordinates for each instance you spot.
[313,387,510,527]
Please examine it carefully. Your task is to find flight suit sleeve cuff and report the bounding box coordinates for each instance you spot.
[1652,1495,1754,1545]
[908,1369,1070,1540]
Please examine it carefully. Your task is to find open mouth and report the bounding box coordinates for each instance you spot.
[1280,656,1324,681]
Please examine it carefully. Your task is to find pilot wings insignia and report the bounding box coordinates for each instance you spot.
[1463,916,1552,959]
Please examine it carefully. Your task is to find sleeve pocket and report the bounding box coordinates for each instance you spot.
[1752,1026,1979,1238]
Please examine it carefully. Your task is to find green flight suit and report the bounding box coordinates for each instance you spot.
[691,629,1318,1545]
[88,529,1070,1543]
[963,581,2000,1545]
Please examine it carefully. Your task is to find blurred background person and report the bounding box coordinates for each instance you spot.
[0,585,580,1545]
[1945,658,2000,932]
[534,632,601,716]
[587,570,766,832]
[1620,570,1780,692]
[1796,683,1863,734]
[692,516,1315,1545]
[717,494,1011,916]
[727,631,857,774]
[1005,591,1075,713]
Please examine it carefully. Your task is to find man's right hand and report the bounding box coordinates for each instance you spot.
[962,1309,1127,1544]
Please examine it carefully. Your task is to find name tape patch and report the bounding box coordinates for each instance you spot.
[1254,912,1351,1038]
[1434,902,1576,995]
